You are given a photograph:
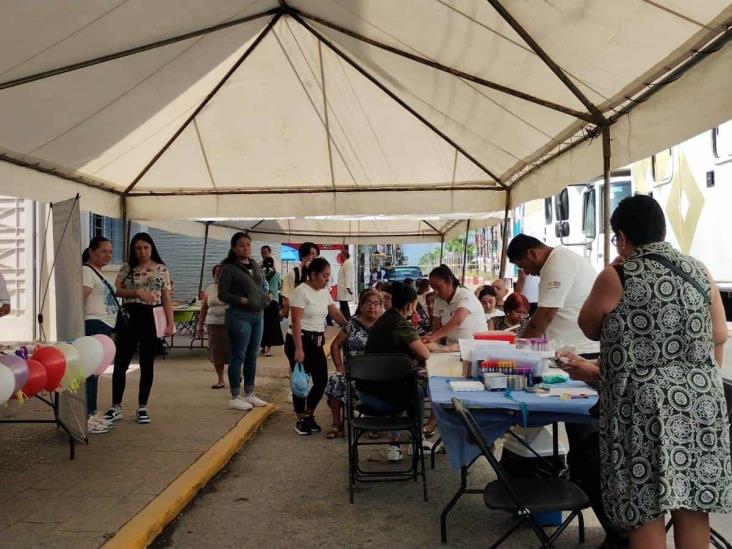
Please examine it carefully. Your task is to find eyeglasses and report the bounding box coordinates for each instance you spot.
[364,300,381,307]
[611,234,619,245]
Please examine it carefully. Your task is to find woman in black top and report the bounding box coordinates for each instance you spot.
[218,233,270,412]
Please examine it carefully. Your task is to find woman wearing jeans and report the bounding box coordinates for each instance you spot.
[104,233,174,425]
[286,257,347,435]
[218,233,269,411]
[82,236,117,434]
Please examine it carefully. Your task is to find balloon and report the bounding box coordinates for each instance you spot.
[22,358,47,398]
[92,335,116,376]
[32,346,66,391]
[55,343,82,391]
[72,337,104,378]
[0,365,14,406]
[0,354,28,393]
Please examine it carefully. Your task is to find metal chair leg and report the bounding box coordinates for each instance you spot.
[577,510,585,543]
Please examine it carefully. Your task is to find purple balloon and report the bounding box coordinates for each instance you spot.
[15,347,29,360]
[0,354,29,393]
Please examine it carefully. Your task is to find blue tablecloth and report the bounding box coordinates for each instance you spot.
[429,376,598,470]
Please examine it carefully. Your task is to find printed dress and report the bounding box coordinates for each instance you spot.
[324,317,370,403]
[599,242,732,528]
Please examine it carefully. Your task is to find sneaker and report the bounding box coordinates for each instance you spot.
[87,416,111,434]
[228,396,253,411]
[388,445,404,462]
[305,416,321,433]
[104,405,122,422]
[243,393,268,407]
[91,414,113,429]
[295,418,312,436]
[136,407,151,424]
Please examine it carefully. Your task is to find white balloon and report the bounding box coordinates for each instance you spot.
[72,336,104,378]
[56,343,81,391]
[0,364,15,406]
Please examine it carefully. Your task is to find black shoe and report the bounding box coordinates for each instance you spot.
[305,416,321,433]
[295,419,312,436]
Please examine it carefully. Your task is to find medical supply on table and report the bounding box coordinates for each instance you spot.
[448,380,486,392]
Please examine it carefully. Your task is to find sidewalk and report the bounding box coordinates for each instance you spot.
[0,347,286,548]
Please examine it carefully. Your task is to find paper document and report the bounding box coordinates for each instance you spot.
[537,387,598,398]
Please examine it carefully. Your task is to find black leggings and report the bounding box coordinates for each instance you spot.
[285,333,328,415]
[112,303,157,407]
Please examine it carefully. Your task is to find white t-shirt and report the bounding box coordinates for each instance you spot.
[521,274,540,303]
[434,286,487,344]
[336,258,354,301]
[82,265,118,328]
[290,283,334,333]
[281,264,304,302]
[204,283,227,325]
[538,246,599,354]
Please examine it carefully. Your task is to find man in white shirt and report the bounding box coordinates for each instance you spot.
[507,234,599,354]
[0,271,10,317]
[280,242,320,319]
[336,250,354,320]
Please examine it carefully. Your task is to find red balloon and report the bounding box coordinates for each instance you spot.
[32,346,66,391]
[21,358,47,398]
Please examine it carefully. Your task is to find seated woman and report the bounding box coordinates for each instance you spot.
[492,292,530,334]
[324,290,383,439]
[477,285,505,329]
[363,281,431,462]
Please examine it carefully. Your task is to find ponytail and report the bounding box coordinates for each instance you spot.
[82,235,111,264]
[428,264,460,289]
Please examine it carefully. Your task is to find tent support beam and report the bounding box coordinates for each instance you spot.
[127,183,503,196]
[121,195,129,262]
[499,189,511,278]
[422,220,443,237]
[602,126,612,266]
[292,8,593,122]
[0,8,281,91]
[197,221,212,295]
[291,12,506,187]
[484,0,607,125]
[461,219,471,284]
[124,12,282,195]
[439,239,444,265]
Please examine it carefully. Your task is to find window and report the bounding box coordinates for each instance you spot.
[598,181,632,232]
[554,188,569,221]
[544,197,553,225]
[89,214,124,264]
[713,120,732,159]
[651,148,674,185]
[582,188,596,238]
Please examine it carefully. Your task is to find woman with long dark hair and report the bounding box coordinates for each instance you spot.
[218,232,269,411]
[82,236,116,434]
[104,233,173,425]
[260,256,284,357]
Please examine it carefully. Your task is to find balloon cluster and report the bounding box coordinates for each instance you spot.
[0,335,115,406]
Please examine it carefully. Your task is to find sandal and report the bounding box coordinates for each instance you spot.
[211,383,225,389]
[326,424,344,439]
[367,431,382,440]
[422,424,436,438]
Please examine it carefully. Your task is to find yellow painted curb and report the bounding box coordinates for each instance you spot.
[102,403,275,549]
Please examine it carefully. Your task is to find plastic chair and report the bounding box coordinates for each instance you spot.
[451,397,590,548]
[173,310,196,336]
[345,353,428,503]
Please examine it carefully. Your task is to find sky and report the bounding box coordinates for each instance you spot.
[402,243,440,265]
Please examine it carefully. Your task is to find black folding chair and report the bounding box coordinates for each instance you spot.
[666,377,732,549]
[346,353,428,503]
[452,397,590,548]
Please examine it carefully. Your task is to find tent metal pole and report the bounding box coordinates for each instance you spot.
[128,183,502,196]
[602,126,612,266]
[293,8,592,122]
[121,196,129,262]
[124,12,282,195]
[439,238,444,265]
[198,222,212,295]
[484,0,606,125]
[0,8,281,91]
[461,219,471,284]
[290,12,506,187]
[499,190,511,278]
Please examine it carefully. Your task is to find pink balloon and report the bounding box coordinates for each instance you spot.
[0,354,28,393]
[92,335,116,376]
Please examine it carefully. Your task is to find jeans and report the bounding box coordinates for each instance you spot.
[84,319,115,416]
[225,308,263,397]
[284,333,328,414]
[113,304,157,407]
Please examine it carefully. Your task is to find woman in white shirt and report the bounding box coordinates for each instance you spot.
[285,257,347,436]
[197,265,229,389]
[82,236,118,434]
[423,264,487,346]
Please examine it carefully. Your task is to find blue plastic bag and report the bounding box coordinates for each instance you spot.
[291,362,310,398]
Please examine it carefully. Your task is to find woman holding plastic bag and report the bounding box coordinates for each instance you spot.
[104,233,173,425]
[285,257,347,436]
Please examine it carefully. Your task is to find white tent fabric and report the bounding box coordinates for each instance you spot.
[0,1,731,238]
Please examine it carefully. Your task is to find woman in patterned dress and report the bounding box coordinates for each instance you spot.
[578,195,731,548]
[324,289,383,438]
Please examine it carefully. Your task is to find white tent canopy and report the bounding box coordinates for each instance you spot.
[1,1,731,234]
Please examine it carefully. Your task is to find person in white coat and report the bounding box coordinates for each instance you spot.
[336,251,354,320]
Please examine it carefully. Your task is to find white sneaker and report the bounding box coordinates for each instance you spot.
[91,414,113,429]
[243,393,268,407]
[387,445,404,462]
[229,396,253,411]
[87,416,111,434]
